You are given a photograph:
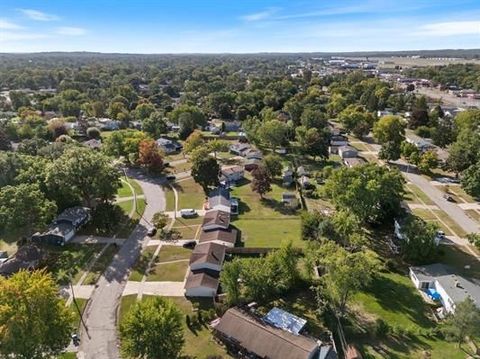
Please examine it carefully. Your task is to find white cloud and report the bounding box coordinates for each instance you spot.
[240,8,279,22]
[0,19,23,29]
[415,21,480,36]
[56,27,87,36]
[0,31,48,42]
[18,9,59,21]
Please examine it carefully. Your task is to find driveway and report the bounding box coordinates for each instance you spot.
[78,170,166,359]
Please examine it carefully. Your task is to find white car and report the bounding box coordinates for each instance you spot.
[180,209,197,218]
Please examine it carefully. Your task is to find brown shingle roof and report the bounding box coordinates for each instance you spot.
[214,308,318,359]
[184,271,219,290]
[202,209,230,228]
[189,242,226,267]
[199,228,238,245]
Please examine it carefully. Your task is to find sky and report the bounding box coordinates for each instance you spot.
[0,0,479,53]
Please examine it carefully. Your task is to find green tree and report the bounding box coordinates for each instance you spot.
[220,258,243,305]
[0,183,56,234]
[262,154,282,178]
[461,162,480,198]
[418,150,439,173]
[338,105,374,139]
[312,242,380,316]
[251,165,271,198]
[442,297,480,348]
[142,112,167,139]
[259,120,288,150]
[152,212,169,230]
[46,147,121,207]
[86,126,101,139]
[183,130,204,154]
[207,139,229,159]
[120,296,184,359]
[401,216,439,264]
[323,163,405,224]
[103,129,148,163]
[191,156,220,193]
[0,270,73,359]
[373,115,405,161]
[295,126,330,160]
[134,102,155,121]
[467,233,480,249]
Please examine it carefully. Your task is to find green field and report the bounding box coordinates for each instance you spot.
[82,244,119,285]
[129,245,157,281]
[350,271,467,359]
[146,260,189,282]
[157,245,192,263]
[174,178,206,210]
[406,183,435,205]
[230,177,303,248]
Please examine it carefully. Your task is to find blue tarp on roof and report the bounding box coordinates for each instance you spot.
[263,307,307,335]
[427,288,441,301]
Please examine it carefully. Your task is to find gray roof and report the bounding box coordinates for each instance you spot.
[208,188,230,209]
[410,264,480,307]
[56,207,90,227]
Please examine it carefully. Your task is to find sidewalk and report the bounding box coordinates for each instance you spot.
[72,235,127,245]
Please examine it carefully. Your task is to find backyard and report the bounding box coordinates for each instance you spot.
[348,270,469,359]
[230,176,303,248]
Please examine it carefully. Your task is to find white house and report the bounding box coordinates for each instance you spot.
[220,165,244,184]
[409,264,480,314]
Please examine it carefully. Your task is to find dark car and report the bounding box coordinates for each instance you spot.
[147,227,157,237]
[182,240,196,249]
[166,174,176,181]
[443,194,455,202]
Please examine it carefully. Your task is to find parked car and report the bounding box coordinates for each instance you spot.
[436,230,446,239]
[166,174,176,181]
[147,227,157,236]
[182,240,197,249]
[443,194,455,202]
[180,209,197,218]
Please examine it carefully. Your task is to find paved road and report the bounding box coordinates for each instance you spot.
[402,167,480,240]
[78,171,166,359]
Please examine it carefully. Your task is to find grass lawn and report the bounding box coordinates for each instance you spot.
[164,185,176,211]
[157,245,192,263]
[166,161,192,173]
[465,209,480,223]
[448,186,477,203]
[406,184,435,205]
[57,352,76,359]
[132,198,146,220]
[349,271,466,359]
[0,231,19,255]
[82,244,119,285]
[70,297,88,330]
[164,153,186,162]
[146,260,189,282]
[230,177,303,248]
[435,210,468,238]
[351,142,370,152]
[117,199,134,215]
[173,225,201,239]
[174,178,206,210]
[129,246,157,281]
[174,216,204,226]
[44,243,104,284]
[412,208,440,221]
[165,296,231,358]
[439,244,480,280]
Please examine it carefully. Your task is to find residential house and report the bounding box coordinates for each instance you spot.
[244,158,261,172]
[189,242,226,272]
[338,145,358,159]
[156,137,182,154]
[409,263,480,314]
[98,118,121,131]
[343,157,365,168]
[245,149,263,160]
[202,210,230,231]
[32,207,90,246]
[330,134,348,147]
[184,271,219,297]
[394,217,443,246]
[208,188,233,213]
[283,168,294,187]
[282,192,299,208]
[83,139,102,150]
[299,176,311,189]
[198,228,238,248]
[297,166,309,178]
[212,307,336,359]
[0,245,45,277]
[220,165,244,184]
[230,143,251,156]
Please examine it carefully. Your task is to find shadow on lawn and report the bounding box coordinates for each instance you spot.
[363,273,434,329]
